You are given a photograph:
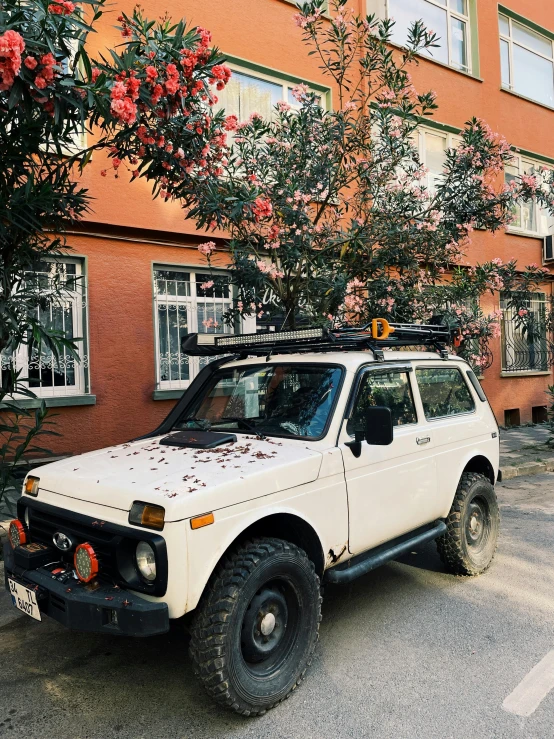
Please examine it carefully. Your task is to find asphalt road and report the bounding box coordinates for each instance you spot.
[1,473,553,739]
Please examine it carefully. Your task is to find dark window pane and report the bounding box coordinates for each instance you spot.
[347,371,416,435]
[416,368,475,418]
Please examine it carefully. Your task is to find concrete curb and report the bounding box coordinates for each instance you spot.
[499,460,554,481]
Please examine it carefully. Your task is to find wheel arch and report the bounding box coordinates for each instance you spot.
[186,510,326,613]
[462,454,496,485]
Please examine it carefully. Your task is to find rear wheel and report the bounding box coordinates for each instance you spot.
[437,472,500,576]
[189,537,321,716]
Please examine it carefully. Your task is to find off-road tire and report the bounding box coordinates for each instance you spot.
[189,537,322,716]
[437,472,500,576]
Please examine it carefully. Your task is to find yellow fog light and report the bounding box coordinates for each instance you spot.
[24,476,39,497]
[129,502,165,531]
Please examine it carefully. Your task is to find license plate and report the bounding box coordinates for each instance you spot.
[7,578,42,622]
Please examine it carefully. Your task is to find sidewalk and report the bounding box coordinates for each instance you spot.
[499,424,554,480]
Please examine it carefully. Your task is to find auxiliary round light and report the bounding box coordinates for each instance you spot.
[74,542,99,583]
[136,541,157,582]
[8,520,27,549]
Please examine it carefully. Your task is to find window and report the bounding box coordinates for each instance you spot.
[175,363,343,439]
[153,267,234,390]
[415,367,474,418]
[216,65,326,122]
[347,370,417,436]
[504,153,554,236]
[413,126,462,195]
[0,260,89,398]
[387,0,472,73]
[499,13,554,109]
[500,292,549,373]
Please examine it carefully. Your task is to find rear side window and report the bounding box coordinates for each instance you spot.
[347,371,416,435]
[415,368,475,419]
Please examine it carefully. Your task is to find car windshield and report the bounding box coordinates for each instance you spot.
[175,364,343,440]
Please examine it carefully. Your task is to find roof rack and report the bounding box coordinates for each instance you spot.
[181,319,457,362]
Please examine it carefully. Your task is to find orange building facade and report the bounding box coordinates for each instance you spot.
[15,0,554,455]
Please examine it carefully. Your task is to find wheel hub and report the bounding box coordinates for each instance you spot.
[241,587,288,664]
[260,612,276,636]
[466,498,488,548]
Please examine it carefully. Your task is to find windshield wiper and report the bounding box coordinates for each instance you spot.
[217,417,267,440]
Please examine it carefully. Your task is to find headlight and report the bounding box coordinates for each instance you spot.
[136,541,157,582]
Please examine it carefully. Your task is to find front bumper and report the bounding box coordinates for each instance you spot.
[3,543,169,637]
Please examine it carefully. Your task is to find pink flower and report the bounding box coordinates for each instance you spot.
[277,101,291,112]
[48,1,75,15]
[198,241,216,257]
[224,114,238,131]
[252,197,273,221]
[200,280,214,290]
[0,29,25,90]
[290,83,309,102]
[24,56,37,70]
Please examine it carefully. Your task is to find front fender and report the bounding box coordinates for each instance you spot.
[184,472,348,612]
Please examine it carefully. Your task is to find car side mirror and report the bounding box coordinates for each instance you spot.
[363,406,393,446]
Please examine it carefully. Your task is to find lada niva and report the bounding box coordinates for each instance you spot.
[4,321,500,715]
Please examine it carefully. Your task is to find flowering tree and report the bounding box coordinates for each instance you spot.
[1,0,230,376]
[0,0,230,500]
[191,0,554,365]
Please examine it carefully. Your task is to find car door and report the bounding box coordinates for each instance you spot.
[339,365,439,556]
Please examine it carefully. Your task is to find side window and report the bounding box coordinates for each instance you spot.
[347,371,416,436]
[415,368,475,419]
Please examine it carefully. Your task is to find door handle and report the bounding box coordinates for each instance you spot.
[416,436,431,445]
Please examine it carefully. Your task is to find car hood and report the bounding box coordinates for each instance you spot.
[31,434,324,521]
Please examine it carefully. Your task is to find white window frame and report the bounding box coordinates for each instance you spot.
[218,63,328,118]
[505,152,554,237]
[369,0,473,74]
[414,125,462,195]
[153,266,255,392]
[499,13,554,109]
[1,258,89,398]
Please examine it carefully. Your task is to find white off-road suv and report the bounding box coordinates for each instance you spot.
[4,322,500,716]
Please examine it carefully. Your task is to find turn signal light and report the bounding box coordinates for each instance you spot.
[23,476,39,497]
[190,512,214,530]
[8,520,27,549]
[129,502,165,531]
[74,542,99,583]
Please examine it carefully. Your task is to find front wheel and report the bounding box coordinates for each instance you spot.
[189,537,322,716]
[437,472,500,576]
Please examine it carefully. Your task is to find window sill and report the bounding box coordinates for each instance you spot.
[500,86,554,114]
[500,371,551,378]
[0,394,96,410]
[153,389,186,401]
[505,227,545,240]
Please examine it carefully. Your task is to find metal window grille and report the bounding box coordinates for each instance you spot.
[153,268,234,390]
[0,260,89,397]
[500,292,552,372]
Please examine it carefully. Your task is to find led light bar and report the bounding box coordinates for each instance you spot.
[215,328,324,348]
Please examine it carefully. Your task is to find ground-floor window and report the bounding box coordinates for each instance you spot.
[0,259,89,397]
[500,292,549,373]
[153,267,234,390]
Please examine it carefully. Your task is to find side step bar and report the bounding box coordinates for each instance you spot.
[325,521,447,585]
